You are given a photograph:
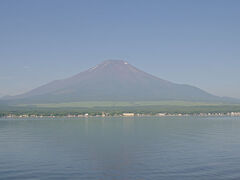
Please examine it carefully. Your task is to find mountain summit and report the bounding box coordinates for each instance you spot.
[4,60,227,103]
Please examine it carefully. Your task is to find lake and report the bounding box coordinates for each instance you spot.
[0,116,240,180]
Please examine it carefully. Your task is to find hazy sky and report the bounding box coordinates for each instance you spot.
[0,0,240,98]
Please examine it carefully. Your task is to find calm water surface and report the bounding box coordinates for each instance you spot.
[1,116,240,180]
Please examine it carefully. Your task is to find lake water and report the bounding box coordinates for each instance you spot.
[1,116,240,180]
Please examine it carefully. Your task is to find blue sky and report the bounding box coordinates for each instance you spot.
[0,0,240,98]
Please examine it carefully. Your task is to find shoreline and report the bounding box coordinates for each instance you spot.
[2,112,240,119]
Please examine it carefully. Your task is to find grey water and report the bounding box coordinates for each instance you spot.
[1,116,240,180]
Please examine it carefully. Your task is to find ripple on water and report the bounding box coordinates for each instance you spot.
[1,116,240,179]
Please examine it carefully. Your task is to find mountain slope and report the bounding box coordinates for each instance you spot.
[3,60,229,104]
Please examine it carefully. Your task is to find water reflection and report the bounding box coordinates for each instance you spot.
[1,116,240,179]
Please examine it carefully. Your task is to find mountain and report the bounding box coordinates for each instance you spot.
[2,60,237,104]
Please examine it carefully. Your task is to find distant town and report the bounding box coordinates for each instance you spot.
[2,112,240,119]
